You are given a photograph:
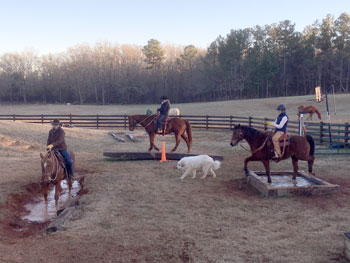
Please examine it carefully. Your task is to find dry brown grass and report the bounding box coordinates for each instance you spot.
[0,118,350,262]
[1,94,350,122]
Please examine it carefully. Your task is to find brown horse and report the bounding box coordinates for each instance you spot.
[128,115,192,152]
[297,105,322,120]
[40,150,75,204]
[230,125,315,183]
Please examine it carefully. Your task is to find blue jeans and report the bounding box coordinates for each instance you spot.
[59,149,74,177]
[157,115,166,129]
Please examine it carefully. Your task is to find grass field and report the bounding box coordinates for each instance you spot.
[1,94,350,122]
[0,95,350,262]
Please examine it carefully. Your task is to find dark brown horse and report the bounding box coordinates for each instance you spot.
[230,125,315,183]
[128,115,192,152]
[40,150,75,204]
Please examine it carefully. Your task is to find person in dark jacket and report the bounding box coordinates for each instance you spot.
[266,104,289,158]
[156,96,171,133]
[47,119,74,178]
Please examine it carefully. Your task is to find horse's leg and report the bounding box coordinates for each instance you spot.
[42,182,48,202]
[54,182,61,205]
[244,155,258,176]
[291,156,299,180]
[67,170,72,193]
[308,156,315,176]
[262,160,271,184]
[181,134,191,153]
[171,132,181,152]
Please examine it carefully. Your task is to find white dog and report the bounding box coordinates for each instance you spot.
[176,155,221,180]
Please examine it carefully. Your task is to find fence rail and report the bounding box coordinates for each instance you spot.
[0,114,349,146]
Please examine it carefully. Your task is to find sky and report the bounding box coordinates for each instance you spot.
[0,0,349,55]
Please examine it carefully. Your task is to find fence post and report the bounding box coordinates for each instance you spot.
[124,114,127,129]
[41,114,44,124]
[249,116,252,127]
[345,122,349,146]
[264,117,268,131]
[206,115,209,130]
[69,114,72,126]
[96,114,99,129]
[230,115,233,129]
[13,114,15,122]
[320,122,324,145]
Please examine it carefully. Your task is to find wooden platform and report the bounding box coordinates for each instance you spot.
[103,152,224,161]
[247,170,339,197]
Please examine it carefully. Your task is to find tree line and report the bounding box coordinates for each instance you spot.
[0,13,349,104]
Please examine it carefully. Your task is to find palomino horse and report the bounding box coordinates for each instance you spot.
[40,150,75,204]
[230,124,315,183]
[128,115,192,152]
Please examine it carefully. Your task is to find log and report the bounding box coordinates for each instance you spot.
[109,132,126,142]
[46,196,79,233]
[103,152,224,161]
[125,133,136,142]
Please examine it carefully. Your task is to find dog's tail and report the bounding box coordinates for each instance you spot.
[212,160,221,170]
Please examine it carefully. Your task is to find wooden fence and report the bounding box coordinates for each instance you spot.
[0,114,349,146]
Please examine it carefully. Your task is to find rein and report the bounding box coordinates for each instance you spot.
[239,135,269,155]
[138,115,158,129]
[41,151,61,183]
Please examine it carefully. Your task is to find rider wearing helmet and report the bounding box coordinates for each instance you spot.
[156,96,170,133]
[47,119,74,178]
[268,104,289,158]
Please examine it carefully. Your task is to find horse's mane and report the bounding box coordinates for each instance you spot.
[240,125,266,138]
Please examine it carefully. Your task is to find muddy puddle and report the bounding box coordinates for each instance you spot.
[260,175,312,187]
[22,180,80,223]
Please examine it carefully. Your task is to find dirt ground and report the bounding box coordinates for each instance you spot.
[0,118,350,263]
[1,94,350,122]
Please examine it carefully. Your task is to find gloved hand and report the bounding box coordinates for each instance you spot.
[264,121,274,127]
[47,144,54,151]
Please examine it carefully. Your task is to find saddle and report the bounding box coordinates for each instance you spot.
[279,133,290,147]
[154,116,171,135]
[265,132,290,159]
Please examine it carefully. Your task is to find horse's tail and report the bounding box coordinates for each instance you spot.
[306,135,315,156]
[185,120,192,145]
[315,108,322,120]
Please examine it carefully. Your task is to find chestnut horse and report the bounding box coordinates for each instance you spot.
[297,105,322,120]
[230,125,315,183]
[128,115,192,152]
[40,150,75,204]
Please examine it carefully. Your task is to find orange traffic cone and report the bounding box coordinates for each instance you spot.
[160,141,167,162]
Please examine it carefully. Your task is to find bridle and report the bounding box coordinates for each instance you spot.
[233,128,269,155]
[132,115,158,129]
[41,151,61,183]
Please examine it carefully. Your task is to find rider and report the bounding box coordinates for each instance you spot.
[47,119,74,178]
[267,104,289,159]
[157,96,170,133]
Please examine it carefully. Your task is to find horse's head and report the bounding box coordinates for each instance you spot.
[128,115,138,131]
[40,152,54,183]
[230,124,245,147]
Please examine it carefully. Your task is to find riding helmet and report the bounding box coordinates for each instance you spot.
[276,104,286,111]
[160,96,168,100]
